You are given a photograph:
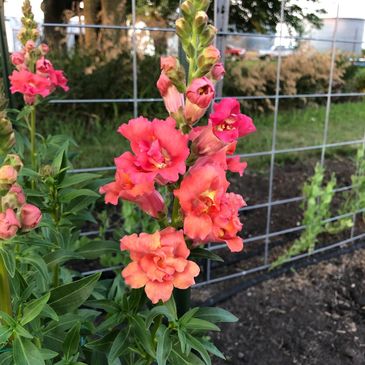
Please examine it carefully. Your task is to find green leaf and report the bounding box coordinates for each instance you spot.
[44,249,84,267]
[179,308,199,326]
[85,299,120,313]
[195,307,238,323]
[63,322,81,359]
[41,304,59,322]
[164,296,178,322]
[14,324,33,339]
[186,334,211,365]
[146,306,174,328]
[130,315,155,358]
[170,348,205,365]
[13,337,45,365]
[189,248,224,262]
[59,188,99,203]
[156,327,172,365]
[52,141,69,175]
[107,326,130,364]
[184,318,220,332]
[200,339,225,360]
[0,325,12,345]
[39,348,58,360]
[76,240,119,260]
[84,331,118,352]
[0,351,12,365]
[20,255,49,282]
[58,173,100,189]
[21,293,50,325]
[49,273,101,314]
[177,328,187,354]
[0,248,15,278]
[19,167,39,178]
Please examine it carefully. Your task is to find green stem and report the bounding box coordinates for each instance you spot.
[0,253,12,318]
[171,197,182,228]
[174,288,191,317]
[30,106,37,188]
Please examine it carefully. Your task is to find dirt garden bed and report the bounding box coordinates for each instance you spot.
[211,247,365,365]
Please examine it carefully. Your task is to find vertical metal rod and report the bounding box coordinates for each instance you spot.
[0,0,14,108]
[263,0,285,265]
[320,4,339,166]
[214,0,230,98]
[131,0,138,118]
[350,131,365,238]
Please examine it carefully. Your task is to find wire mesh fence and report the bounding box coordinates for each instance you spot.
[2,0,365,288]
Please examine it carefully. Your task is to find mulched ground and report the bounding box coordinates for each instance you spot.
[212,247,365,365]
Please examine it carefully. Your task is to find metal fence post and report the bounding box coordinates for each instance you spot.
[0,0,14,108]
[215,0,230,98]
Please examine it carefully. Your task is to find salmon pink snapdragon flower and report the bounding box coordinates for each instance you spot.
[117,117,189,184]
[9,69,52,104]
[174,164,229,241]
[99,169,165,218]
[121,228,200,304]
[210,98,256,143]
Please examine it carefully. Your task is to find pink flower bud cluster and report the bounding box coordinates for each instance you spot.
[9,40,68,105]
[0,157,42,240]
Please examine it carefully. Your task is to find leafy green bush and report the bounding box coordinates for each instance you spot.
[224,51,354,113]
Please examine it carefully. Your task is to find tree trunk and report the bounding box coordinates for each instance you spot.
[41,0,71,52]
[99,0,127,59]
[83,0,100,49]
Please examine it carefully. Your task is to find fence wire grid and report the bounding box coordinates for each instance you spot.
[2,0,365,288]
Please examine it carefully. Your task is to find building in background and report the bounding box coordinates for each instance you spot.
[308,17,365,54]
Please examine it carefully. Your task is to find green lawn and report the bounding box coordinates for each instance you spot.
[40,101,365,170]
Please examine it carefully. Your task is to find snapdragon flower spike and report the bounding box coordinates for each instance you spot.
[210,98,256,143]
[9,1,69,105]
[121,228,200,304]
[117,117,189,184]
[99,169,165,218]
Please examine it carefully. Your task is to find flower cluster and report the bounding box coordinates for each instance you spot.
[8,1,68,104]
[100,0,256,303]
[0,155,42,240]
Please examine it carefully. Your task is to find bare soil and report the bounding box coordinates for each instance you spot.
[212,248,365,365]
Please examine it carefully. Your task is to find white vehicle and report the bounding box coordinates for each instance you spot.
[259,45,295,59]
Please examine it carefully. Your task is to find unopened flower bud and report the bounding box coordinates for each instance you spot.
[2,184,26,210]
[0,165,17,188]
[39,43,49,55]
[193,11,208,33]
[194,0,211,12]
[3,154,23,173]
[40,164,54,177]
[10,52,25,66]
[25,40,35,52]
[198,45,220,69]
[200,25,217,47]
[31,29,39,39]
[0,208,20,239]
[175,18,191,41]
[210,62,225,81]
[20,203,42,231]
[180,0,194,20]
